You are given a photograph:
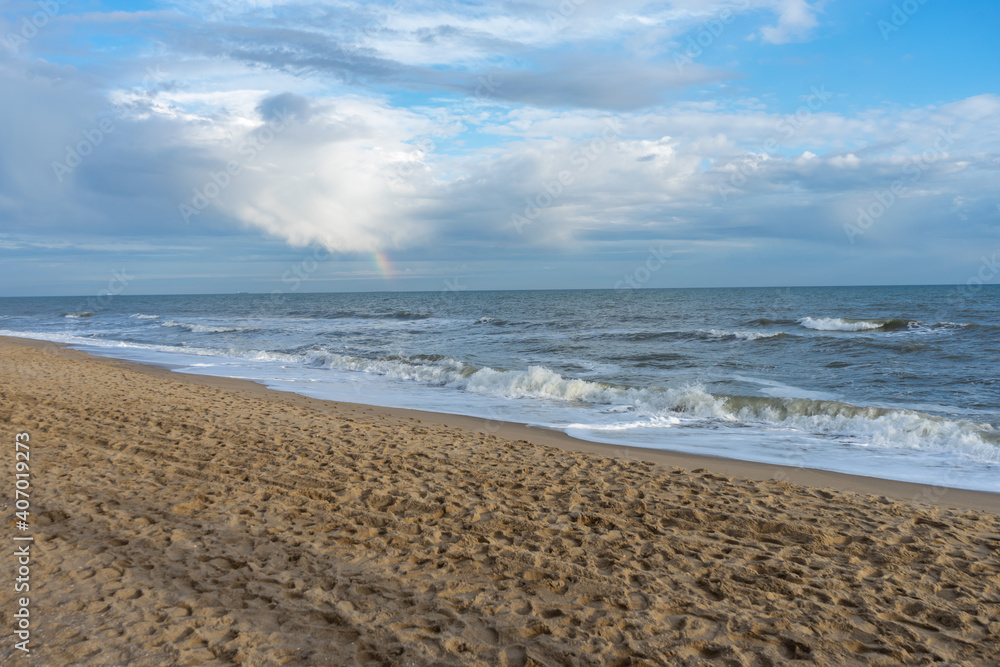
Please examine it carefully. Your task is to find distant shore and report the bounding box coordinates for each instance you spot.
[2,335,999,665]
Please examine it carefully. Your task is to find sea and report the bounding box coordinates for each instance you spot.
[1,286,998,492]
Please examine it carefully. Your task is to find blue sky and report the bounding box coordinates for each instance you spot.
[0,0,998,296]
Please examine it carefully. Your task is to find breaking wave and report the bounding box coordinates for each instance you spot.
[797,317,973,334]
[702,329,788,341]
[162,320,259,334]
[293,349,999,463]
[3,324,998,468]
[798,317,910,331]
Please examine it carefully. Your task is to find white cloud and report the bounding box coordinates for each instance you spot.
[174,95,449,253]
[2,2,997,269]
[758,0,820,44]
[829,153,860,168]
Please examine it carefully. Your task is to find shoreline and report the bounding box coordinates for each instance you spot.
[3,333,1000,665]
[6,335,998,513]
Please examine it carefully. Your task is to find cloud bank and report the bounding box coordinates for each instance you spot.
[1,0,998,292]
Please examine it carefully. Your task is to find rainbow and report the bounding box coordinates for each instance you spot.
[372,250,395,281]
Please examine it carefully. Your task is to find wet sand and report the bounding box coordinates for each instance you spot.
[2,335,999,665]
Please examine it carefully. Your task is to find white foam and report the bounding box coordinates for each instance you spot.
[162,320,254,334]
[798,317,882,331]
[4,328,997,472]
[731,375,839,401]
[0,329,293,363]
[319,356,1000,464]
[276,351,1000,462]
[563,416,682,431]
[704,329,785,340]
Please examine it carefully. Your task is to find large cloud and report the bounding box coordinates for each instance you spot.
[1,0,997,278]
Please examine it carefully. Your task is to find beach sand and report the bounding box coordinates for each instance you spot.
[2,335,999,666]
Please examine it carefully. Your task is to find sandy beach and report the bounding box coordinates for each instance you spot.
[2,335,999,666]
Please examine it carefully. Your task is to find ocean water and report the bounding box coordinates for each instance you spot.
[2,286,998,492]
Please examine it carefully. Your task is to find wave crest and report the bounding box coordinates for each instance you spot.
[798,317,914,332]
[162,320,258,334]
[703,329,787,341]
[293,350,999,463]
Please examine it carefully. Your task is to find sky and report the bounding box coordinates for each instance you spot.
[0,0,998,296]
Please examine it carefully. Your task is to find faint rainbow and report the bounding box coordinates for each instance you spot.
[372,250,395,281]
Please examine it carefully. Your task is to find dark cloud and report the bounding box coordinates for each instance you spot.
[257,92,311,121]
[170,23,437,86]
[483,54,732,110]
[155,17,727,111]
